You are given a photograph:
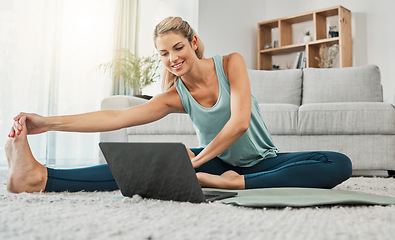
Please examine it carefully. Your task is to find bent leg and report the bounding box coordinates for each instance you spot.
[190,148,245,189]
[45,164,118,192]
[243,151,352,189]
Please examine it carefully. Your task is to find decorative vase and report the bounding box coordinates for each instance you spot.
[303,35,312,43]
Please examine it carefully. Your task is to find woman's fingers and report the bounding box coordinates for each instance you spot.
[8,113,28,137]
[186,148,195,159]
[15,119,22,130]
[13,112,26,122]
[11,112,27,136]
[13,114,21,121]
[13,120,22,136]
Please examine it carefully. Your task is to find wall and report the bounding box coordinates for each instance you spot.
[198,0,267,69]
[198,0,395,101]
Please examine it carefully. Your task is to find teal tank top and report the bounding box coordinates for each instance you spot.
[175,55,278,167]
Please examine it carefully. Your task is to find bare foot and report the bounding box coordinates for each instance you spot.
[5,117,47,193]
[196,170,245,190]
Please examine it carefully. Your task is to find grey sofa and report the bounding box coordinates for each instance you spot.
[100,65,395,176]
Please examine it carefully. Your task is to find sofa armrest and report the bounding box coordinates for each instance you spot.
[101,95,148,110]
[385,94,395,107]
[99,95,148,163]
[100,95,148,141]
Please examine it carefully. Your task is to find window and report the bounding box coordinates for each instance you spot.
[0,0,198,167]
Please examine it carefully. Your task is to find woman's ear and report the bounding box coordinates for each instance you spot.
[191,35,198,51]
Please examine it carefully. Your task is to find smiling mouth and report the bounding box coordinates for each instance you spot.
[171,61,185,69]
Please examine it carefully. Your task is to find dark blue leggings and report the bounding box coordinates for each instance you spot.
[44,149,352,192]
[191,149,352,189]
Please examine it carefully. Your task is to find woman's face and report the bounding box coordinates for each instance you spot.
[155,31,198,77]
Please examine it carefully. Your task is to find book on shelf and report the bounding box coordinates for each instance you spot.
[300,51,306,69]
[292,52,301,69]
[293,51,306,69]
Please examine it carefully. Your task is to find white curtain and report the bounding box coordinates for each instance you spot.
[112,0,139,95]
[0,0,197,167]
[0,0,116,167]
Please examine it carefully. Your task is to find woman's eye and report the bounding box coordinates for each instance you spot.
[161,52,168,57]
[176,46,183,51]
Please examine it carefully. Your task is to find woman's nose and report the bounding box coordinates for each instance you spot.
[170,52,178,62]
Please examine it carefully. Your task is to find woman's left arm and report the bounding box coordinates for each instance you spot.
[191,53,251,168]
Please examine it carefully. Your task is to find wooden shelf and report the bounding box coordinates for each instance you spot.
[260,44,305,55]
[281,13,313,24]
[309,37,339,45]
[257,6,352,70]
[259,37,339,55]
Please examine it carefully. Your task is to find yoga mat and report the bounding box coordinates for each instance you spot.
[204,188,395,207]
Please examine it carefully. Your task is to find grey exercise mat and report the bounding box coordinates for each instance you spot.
[203,188,395,207]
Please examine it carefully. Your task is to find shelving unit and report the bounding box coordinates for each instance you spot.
[257,6,352,70]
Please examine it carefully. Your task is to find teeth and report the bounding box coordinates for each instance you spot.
[173,62,183,68]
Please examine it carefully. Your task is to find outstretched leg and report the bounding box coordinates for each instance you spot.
[5,117,47,193]
[6,117,118,193]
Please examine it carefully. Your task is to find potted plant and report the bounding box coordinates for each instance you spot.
[99,49,161,99]
[303,31,312,43]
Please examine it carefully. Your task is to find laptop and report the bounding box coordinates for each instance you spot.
[99,142,237,203]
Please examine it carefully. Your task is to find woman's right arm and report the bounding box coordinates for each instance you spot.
[10,88,184,136]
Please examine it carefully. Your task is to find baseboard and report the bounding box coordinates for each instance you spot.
[352,170,389,177]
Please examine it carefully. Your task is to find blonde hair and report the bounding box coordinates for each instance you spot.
[154,17,204,91]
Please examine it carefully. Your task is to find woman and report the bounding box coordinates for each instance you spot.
[6,17,352,194]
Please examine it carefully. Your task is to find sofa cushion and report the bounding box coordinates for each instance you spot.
[127,113,196,135]
[259,104,299,135]
[302,65,383,104]
[248,69,302,105]
[299,102,395,135]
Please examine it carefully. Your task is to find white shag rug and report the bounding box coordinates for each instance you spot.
[1,168,395,240]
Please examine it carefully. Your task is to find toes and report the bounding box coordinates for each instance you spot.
[8,126,15,138]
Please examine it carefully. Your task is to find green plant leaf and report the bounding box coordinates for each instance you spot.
[98,49,161,94]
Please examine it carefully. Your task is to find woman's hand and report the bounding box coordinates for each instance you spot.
[187,148,204,168]
[9,112,49,137]
[187,148,195,160]
[186,148,205,168]
[191,158,203,168]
